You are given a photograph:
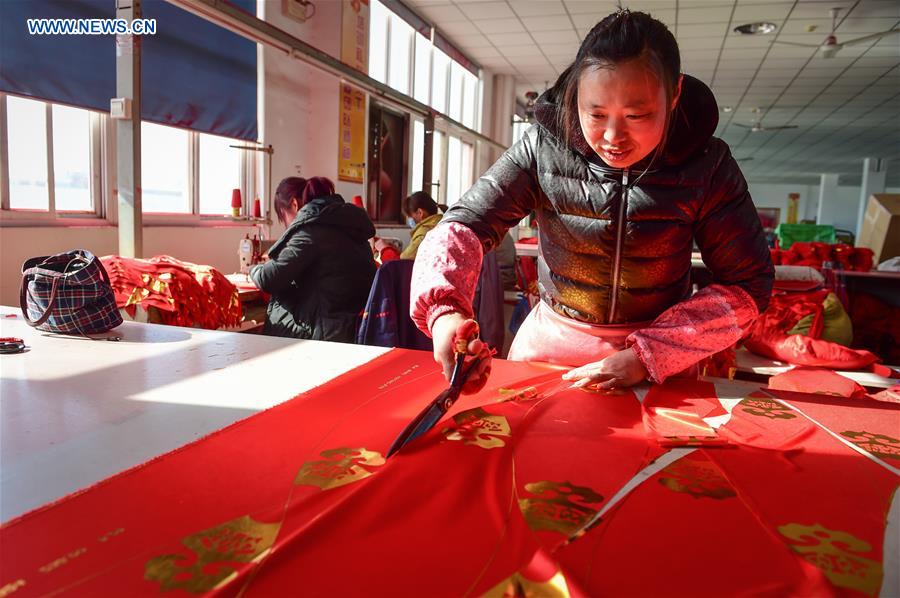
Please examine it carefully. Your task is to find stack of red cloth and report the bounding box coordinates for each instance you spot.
[101,255,242,330]
[770,242,874,272]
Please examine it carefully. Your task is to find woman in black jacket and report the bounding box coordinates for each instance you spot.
[251,177,376,341]
[411,10,773,391]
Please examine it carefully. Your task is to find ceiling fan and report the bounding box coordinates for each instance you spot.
[734,122,799,133]
[774,8,900,58]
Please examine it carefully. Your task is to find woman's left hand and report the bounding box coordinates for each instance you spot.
[561,348,649,390]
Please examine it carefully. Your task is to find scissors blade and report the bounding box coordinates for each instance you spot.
[386,387,460,458]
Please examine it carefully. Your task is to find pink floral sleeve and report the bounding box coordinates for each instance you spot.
[410,222,484,336]
[627,284,759,383]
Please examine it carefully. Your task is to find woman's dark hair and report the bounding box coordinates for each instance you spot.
[273,176,336,224]
[403,191,447,217]
[555,9,681,165]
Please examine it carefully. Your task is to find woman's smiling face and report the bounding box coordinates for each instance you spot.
[577,59,676,169]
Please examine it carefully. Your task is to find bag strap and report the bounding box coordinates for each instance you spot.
[20,273,61,328]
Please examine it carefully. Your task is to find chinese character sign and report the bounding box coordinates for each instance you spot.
[338,84,366,183]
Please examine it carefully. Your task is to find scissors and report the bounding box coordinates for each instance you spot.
[386,321,481,458]
[0,337,26,354]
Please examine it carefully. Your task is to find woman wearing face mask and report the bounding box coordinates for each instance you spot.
[400,191,448,260]
[411,9,773,392]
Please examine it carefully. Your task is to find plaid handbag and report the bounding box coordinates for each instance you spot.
[19,249,123,334]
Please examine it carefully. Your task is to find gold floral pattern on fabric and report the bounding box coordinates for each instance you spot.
[778,523,882,595]
[840,431,900,461]
[483,570,571,597]
[293,447,385,490]
[497,386,540,402]
[442,407,511,449]
[738,392,796,419]
[144,516,280,593]
[518,481,604,535]
[658,458,736,500]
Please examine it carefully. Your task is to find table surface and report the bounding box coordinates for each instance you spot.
[0,308,389,522]
[734,347,896,389]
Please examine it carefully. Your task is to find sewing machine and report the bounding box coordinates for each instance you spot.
[238,235,275,274]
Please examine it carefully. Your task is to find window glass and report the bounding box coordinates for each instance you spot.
[431,49,449,113]
[368,0,389,84]
[460,140,474,199]
[446,135,461,206]
[448,62,465,122]
[141,122,190,213]
[431,130,443,203]
[411,119,424,193]
[387,14,412,94]
[52,104,92,212]
[199,133,242,215]
[413,35,431,104]
[7,96,49,210]
[462,71,479,130]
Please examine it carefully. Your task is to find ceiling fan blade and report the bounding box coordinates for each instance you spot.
[737,157,754,162]
[840,29,900,47]
[733,123,752,129]
[772,40,821,48]
[766,125,799,130]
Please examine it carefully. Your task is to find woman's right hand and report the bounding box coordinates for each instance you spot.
[431,312,492,394]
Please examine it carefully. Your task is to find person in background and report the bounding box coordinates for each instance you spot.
[400,192,447,260]
[411,9,773,392]
[251,176,376,341]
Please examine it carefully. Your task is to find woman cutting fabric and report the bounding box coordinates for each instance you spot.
[411,10,773,391]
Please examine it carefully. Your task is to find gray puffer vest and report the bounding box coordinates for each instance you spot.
[442,75,773,325]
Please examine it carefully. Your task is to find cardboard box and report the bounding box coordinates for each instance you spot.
[857,194,900,263]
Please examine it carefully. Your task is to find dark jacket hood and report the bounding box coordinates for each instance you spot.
[533,73,719,168]
[288,194,375,243]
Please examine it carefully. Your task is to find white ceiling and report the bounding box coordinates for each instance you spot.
[404,0,900,185]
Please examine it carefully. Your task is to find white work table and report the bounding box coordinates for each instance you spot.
[0,307,389,522]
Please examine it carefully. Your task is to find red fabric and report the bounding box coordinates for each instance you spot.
[101,255,242,329]
[3,353,897,597]
[745,290,878,370]
[768,367,869,399]
[772,243,875,272]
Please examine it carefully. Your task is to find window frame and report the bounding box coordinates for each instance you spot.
[0,93,256,227]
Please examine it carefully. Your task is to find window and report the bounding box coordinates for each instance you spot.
[431,130,444,203]
[368,0,389,84]
[52,104,92,212]
[512,115,530,145]
[448,62,465,122]
[446,135,461,206]
[431,49,450,114]
[462,70,479,130]
[411,119,424,193]
[387,14,413,94]
[7,95,49,210]
[198,132,242,216]
[141,122,190,214]
[413,35,431,104]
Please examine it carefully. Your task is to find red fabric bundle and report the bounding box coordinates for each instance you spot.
[101,255,242,330]
[771,242,875,272]
[768,367,869,399]
[745,290,879,369]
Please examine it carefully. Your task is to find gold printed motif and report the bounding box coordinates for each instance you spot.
[739,392,796,419]
[518,481,604,535]
[0,580,26,598]
[841,431,900,460]
[778,523,882,595]
[144,516,280,594]
[484,570,571,597]
[497,386,540,402]
[293,447,385,490]
[442,407,511,449]
[659,459,736,500]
